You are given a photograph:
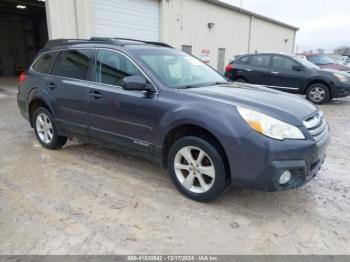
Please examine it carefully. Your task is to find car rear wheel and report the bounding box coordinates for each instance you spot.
[33,107,68,149]
[168,136,228,202]
[306,84,330,104]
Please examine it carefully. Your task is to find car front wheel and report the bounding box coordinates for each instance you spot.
[168,136,228,202]
[33,107,68,149]
[306,84,330,104]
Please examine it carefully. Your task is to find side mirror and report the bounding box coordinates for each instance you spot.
[122,75,148,91]
[292,65,303,72]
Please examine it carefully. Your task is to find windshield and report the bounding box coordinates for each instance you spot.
[293,56,319,69]
[131,49,227,88]
[308,55,335,65]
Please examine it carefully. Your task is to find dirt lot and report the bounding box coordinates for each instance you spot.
[0,76,349,255]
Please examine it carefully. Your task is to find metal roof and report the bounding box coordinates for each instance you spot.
[206,0,299,31]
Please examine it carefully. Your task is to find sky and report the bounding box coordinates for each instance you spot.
[220,0,350,53]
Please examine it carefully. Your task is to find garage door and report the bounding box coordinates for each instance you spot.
[93,0,160,41]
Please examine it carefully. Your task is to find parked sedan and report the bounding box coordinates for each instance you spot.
[225,53,350,104]
[305,54,350,74]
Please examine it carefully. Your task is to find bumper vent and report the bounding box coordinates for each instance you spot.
[304,111,329,145]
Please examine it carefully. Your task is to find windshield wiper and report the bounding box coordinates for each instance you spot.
[176,81,228,89]
[176,85,196,89]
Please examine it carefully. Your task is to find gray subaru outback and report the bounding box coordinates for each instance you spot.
[17,38,330,202]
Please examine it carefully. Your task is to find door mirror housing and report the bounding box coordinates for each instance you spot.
[292,65,303,72]
[122,75,148,91]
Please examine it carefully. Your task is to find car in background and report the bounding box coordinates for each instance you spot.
[305,54,350,74]
[225,53,350,104]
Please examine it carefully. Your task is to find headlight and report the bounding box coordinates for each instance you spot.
[237,107,305,140]
[333,73,349,83]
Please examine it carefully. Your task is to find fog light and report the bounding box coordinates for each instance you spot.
[279,170,292,185]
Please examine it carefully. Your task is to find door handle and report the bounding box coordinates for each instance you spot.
[47,82,56,90]
[271,71,280,75]
[245,68,253,72]
[89,90,103,99]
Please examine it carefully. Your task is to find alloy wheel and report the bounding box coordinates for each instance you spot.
[309,86,326,103]
[35,113,54,144]
[174,146,215,194]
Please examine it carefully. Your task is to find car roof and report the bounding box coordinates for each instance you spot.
[241,53,293,57]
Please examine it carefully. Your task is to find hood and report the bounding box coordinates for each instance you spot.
[182,83,317,126]
[319,63,350,72]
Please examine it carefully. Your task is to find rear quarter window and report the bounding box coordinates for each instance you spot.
[32,52,58,74]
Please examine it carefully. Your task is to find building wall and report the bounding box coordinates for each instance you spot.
[46,0,92,39]
[161,0,251,70]
[161,0,297,70]
[249,17,296,54]
[45,0,297,70]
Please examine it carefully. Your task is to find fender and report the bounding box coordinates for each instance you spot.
[156,101,251,158]
[302,76,333,94]
[27,87,56,126]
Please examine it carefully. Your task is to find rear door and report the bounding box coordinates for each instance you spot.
[268,55,304,92]
[246,54,271,85]
[88,49,159,157]
[50,49,93,137]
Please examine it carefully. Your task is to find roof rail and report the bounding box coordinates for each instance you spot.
[91,37,174,48]
[45,37,173,49]
[44,39,89,48]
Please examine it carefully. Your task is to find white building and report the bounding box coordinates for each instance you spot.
[0,0,298,75]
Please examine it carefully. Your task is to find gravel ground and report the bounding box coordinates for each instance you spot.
[0,77,349,255]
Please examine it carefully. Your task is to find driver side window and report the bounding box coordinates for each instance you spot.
[272,56,298,70]
[96,50,142,87]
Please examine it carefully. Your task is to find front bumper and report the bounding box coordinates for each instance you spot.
[331,82,350,98]
[228,130,330,191]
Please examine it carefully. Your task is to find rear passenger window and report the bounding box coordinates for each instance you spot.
[95,49,142,87]
[52,50,92,80]
[32,52,58,74]
[250,55,270,67]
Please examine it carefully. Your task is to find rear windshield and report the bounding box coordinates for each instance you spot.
[32,52,58,74]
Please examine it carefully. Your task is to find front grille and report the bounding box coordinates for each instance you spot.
[303,111,329,145]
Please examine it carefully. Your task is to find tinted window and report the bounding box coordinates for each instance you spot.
[250,55,270,67]
[32,52,58,74]
[239,56,250,64]
[96,50,142,86]
[53,50,92,80]
[307,55,335,65]
[272,56,298,70]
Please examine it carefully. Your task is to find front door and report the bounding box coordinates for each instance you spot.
[268,55,304,92]
[88,49,159,156]
[50,49,93,136]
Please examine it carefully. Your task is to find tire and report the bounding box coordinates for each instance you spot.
[306,83,330,104]
[168,136,228,202]
[33,107,68,150]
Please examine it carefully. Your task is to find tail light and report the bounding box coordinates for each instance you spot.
[18,71,26,85]
[225,64,233,72]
